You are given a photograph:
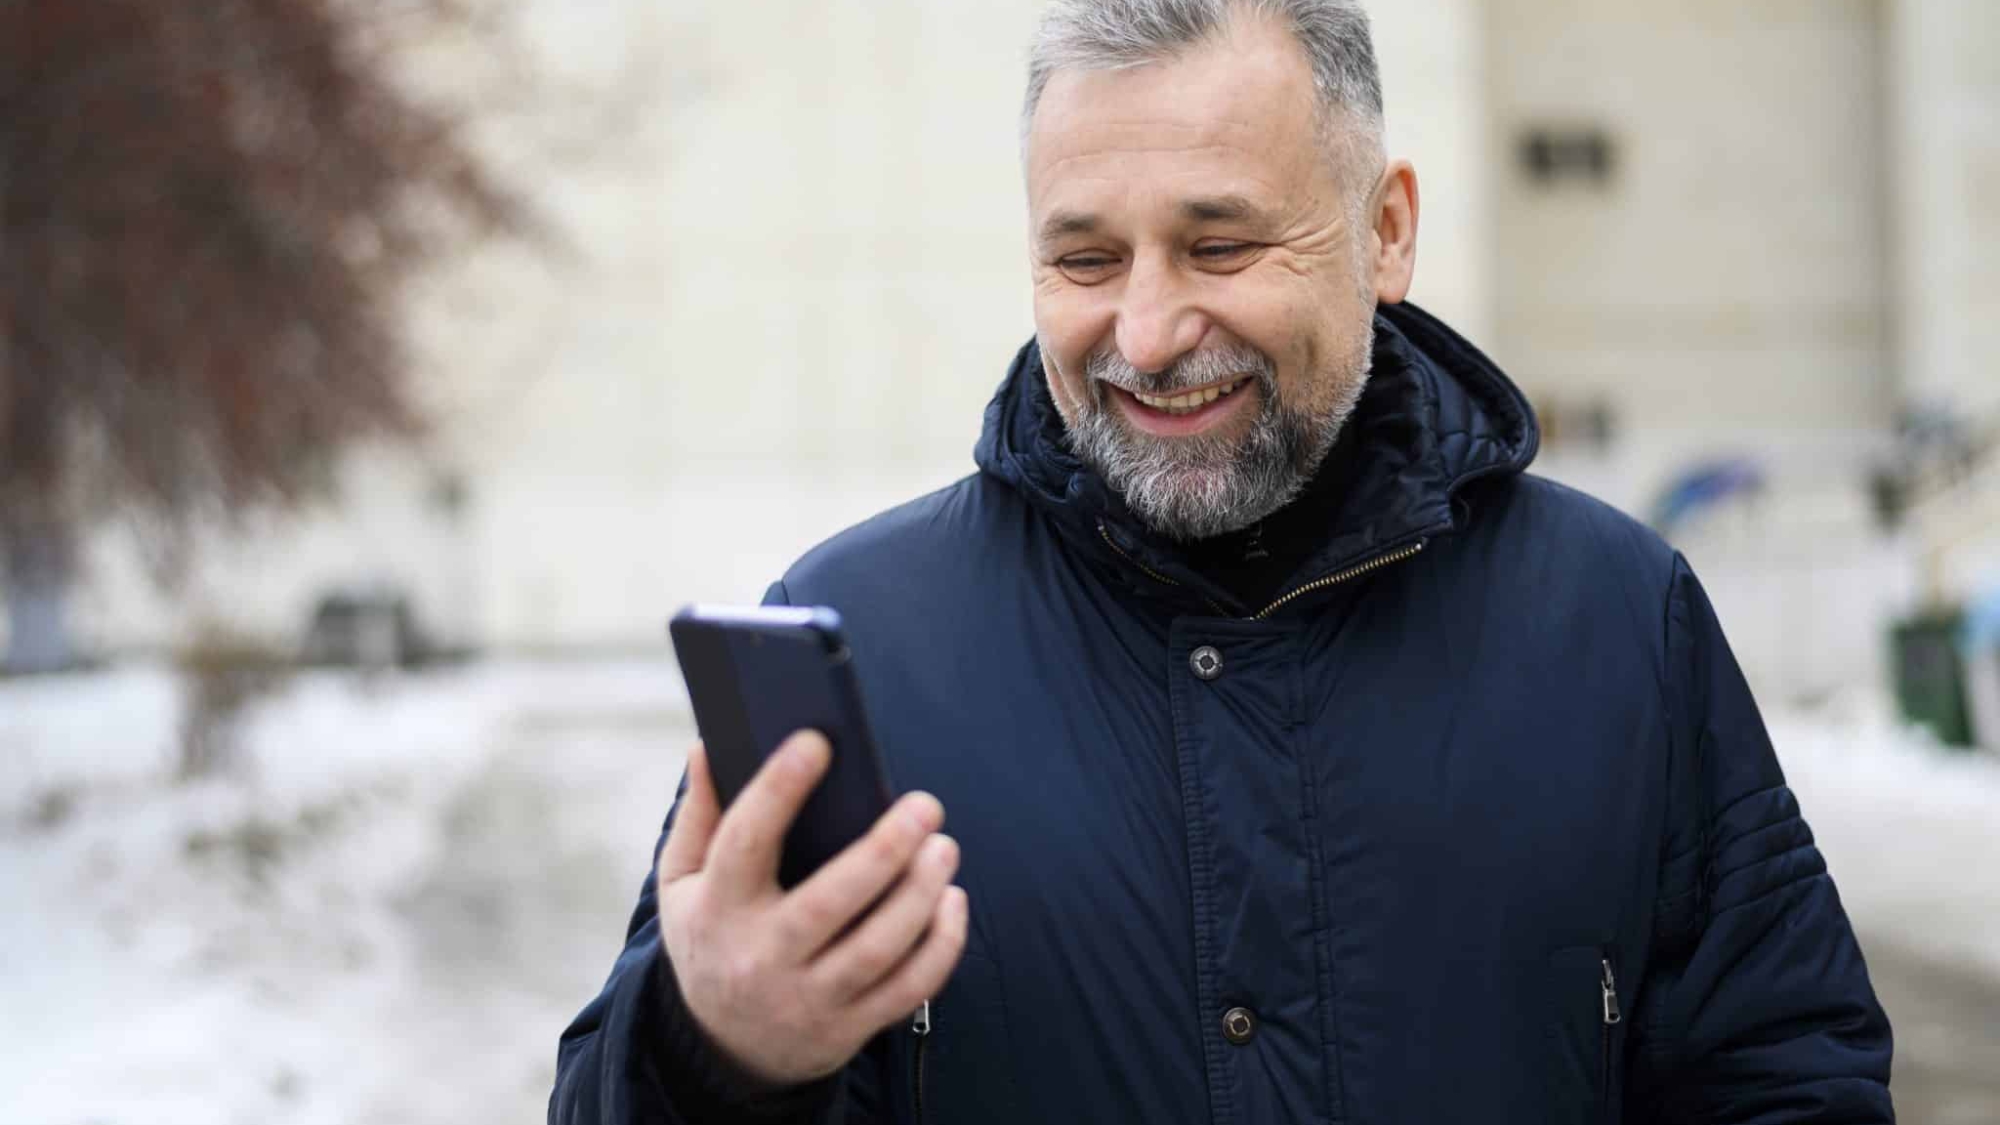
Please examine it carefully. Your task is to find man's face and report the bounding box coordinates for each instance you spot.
[1025,14,1387,541]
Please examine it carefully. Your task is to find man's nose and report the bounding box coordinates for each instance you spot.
[1114,252,1207,375]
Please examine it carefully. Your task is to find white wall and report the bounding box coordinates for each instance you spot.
[72,451,476,655]
[1890,0,2000,418]
[1374,0,1494,339]
[1485,0,1896,513]
[446,0,1046,647]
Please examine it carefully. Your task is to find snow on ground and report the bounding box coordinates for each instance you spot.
[1768,702,2000,978]
[0,661,1995,1125]
[1,660,694,1125]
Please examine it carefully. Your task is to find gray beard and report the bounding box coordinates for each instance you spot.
[1059,337,1372,542]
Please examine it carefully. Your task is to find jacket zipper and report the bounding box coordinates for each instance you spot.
[1097,521,1428,620]
[1599,957,1621,1119]
[1096,523,1229,615]
[911,999,931,1124]
[1249,540,1427,620]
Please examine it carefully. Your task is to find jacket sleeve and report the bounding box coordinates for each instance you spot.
[1630,555,1894,1122]
[549,580,897,1125]
[547,790,858,1125]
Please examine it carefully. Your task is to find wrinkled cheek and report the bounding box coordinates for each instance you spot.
[1035,293,1116,400]
[1038,353,1086,424]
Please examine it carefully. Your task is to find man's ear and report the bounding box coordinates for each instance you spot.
[1369,159,1419,305]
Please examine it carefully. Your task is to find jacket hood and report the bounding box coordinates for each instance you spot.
[973,301,1539,612]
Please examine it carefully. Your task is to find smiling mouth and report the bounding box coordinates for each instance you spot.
[1122,376,1252,417]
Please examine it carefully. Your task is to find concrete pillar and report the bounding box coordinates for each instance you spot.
[1371,0,1494,340]
[1889,0,2000,418]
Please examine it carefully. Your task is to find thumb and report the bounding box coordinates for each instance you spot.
[658,743,722,882]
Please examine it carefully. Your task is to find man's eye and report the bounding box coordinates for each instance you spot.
[1192,242,1252,260]
[1055,254,1120,283]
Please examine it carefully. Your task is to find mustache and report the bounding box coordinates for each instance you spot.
[1083,344,1276,398]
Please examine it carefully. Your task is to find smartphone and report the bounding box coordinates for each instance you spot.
[668,604,895,888]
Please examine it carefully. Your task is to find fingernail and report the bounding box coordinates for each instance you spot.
[902,792,944,833]
[788,733,829,774]
[928,834,959,869]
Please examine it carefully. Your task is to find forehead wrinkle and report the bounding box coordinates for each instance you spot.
[1032,144,1291,223]
[1032,114,1272,166]
[1036,166,1291,224]
[1035,135,1269,170]
[1040,108,1265,134]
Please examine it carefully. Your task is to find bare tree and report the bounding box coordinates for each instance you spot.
[0,0,525,672]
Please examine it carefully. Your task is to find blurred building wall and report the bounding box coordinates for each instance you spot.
[1488,0,1893,513]
[1891,0,2000,418]
[64,0,1995,666]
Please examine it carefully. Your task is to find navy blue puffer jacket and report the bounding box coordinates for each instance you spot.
[553,302,1893,1123]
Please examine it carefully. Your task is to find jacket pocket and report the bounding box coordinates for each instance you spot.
[906,944,1020,1124]
[1544,945,1620,1125]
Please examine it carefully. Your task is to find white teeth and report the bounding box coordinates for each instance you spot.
[1131,378,1247,414]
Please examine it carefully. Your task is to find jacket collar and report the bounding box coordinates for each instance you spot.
[974,301,1540,616]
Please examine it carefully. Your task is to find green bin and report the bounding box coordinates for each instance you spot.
[1890,611,1975,749]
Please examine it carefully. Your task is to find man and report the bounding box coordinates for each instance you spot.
[552,0,1895,1121]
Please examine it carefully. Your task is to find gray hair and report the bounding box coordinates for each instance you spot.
[1023,0,1386,190]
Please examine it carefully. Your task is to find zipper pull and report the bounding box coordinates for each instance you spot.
[1600,959,1622,1026]
[911,999,932,1037]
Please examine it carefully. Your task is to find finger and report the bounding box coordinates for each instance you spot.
[782,791,945,953]
[849,886,969,1035]
[812,833,959,998]
[705,730,831,895]
[658,743,721,882]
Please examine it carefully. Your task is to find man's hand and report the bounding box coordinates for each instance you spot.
[656,731,968,1087]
